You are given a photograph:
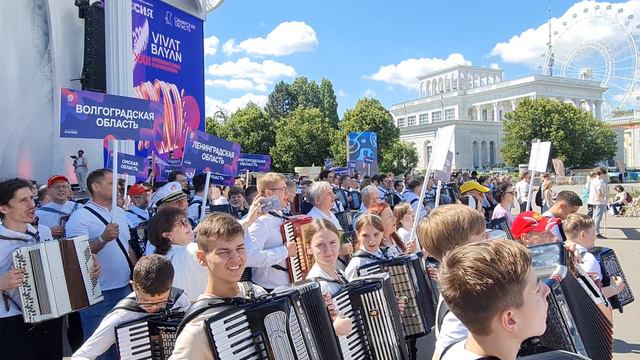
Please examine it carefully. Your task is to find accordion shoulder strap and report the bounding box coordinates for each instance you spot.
[126,209,148,222]
[436,300,450,335]
[176,296,242,336]
[82,206,133,277]
[440,339,500,360]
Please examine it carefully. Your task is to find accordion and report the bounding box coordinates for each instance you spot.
[204,281,340,360]
[589,246,634,312]
[521,243,613,360]
[128,221,148,259]
[12,235,103,323]
[115,310,184,360]
[357,253,436,338]
[487,217,514,240]
[280,215,313,282]
[333,273,408,360]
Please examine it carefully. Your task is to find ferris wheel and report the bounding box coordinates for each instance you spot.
[545,3,640,118]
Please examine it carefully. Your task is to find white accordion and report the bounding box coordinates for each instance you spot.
[12,235,103,323]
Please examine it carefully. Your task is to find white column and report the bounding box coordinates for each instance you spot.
[571,98,581,107]
[106,0,135,155]
[510,98,517,111]
[594,100,602,119]
[475,105,481,121]
[492,102,498,122]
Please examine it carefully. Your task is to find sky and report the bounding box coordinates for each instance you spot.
[202,0,636,118]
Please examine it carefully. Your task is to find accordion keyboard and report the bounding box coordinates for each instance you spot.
[334,291,366,360]
[283,223,304,282]
[601,251,634,307]
[208,310,269,360]
[116,321,153,359]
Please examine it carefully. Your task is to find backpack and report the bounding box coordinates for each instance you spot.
[534,185,543,207]
[626,192,633,204]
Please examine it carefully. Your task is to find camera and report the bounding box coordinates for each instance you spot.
[70,155,78,159]
[260,195,281,213]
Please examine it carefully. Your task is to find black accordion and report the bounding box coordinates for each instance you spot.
[589,246,634,312]
[333,273,408,360]
[204,281,340,360]
[357,253,436,338]
[115,310,184,360]
[128,221,148,259]
[521,243,613,360]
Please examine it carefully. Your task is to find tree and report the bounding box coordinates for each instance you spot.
[271,107,335,172]
[205,116,222,136]
[332,97,400,166]
[379,140,418,175]
[218,102,275,155]
[265,81,297,120]
[320,78,339,128]
[290,76,322,110]
[501,98,616,168]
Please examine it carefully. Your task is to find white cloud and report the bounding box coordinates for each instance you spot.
[489,63,500,69]
[368,53,471,89]
[336,90,347,98]
[206,94,268,117]
[490,0,640,67]
[207,57,296,86]
[205,79,268,92]
[222,39,240,56]
[224,21,318,56]
[204,35,220,56]
[364,89,377,97]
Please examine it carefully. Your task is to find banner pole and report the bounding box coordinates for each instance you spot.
[526,170,536,212]
[434,180,443,208]
[123,174,129,211]
[200,172,211,222]
[111,140,118,214]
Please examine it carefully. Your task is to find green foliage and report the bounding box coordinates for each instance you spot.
[217,102,275,155]
[290,77,323,110]
[265,81,297,120]
[501,98,617,168]
[271,107,336,172]
[320,78,339,128]
[205,116,222,136]
[379,140,418,174]
[332,97,400,165]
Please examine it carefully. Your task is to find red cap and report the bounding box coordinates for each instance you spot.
[127,183,147,196]
[511,211,561,240]
[47,175,69,187]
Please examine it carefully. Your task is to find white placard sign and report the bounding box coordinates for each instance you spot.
[429,125,455,171]
[527,141,551,173]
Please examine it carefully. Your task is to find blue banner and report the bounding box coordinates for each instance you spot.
[238,153,272,173]
[324,158,333,170]
[209,173,236,187]
[131,0,205,164]
[332,167,349,176]
[107,152,150,179]
[347,132,378,175]
[60,88,160,140]
[182,129,240,176]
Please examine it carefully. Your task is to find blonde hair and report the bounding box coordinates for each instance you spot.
[393,203,413,228]
[440,240,532,336]
[257,172,286,195]
[195,213,244,253]
[417,204,485,260]
[302,218,340,268]
[543,179,553,191]
[562,213,594,237]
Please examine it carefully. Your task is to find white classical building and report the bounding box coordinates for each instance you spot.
[389,65,612,170]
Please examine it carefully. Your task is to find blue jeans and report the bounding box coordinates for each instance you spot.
[80,284,132,359]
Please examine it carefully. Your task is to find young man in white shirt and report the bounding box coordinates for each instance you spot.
[246,173,298,292]
[588,167,608,238]
[171,213,267,360]
[0,178,61,359]
[71,255,189,360]
[515,171,531,213]
[36,175,83,238]
[65,169,133,357]
[438,240,550,360]
[187,173,210,224]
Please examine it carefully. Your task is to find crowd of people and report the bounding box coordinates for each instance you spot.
[0,162,630,360]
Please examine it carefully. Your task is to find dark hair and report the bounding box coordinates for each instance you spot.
[394,180,403,190]
[406,179,421,191]
[228,186,245,197]
[0,178,34,219]
[168,170,186,182]
[147,207,187,255]
[132,254,174,295]
[494,182,513,203]
[244,185,258,205]
[318,170,333,181]
[339,175,350,185]
[555,190,583,207]
[86,169,112,196]
[192,173,207,193]
[300,179,313,187]
[614,185,624,193]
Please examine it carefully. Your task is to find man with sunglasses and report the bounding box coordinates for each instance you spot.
[72,255,189,360]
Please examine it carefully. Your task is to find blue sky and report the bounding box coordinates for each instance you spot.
[202,0,634,118]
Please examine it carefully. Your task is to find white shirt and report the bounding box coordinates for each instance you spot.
[306,263,347,296]
[541,211,563,241]
[75,156,88,173]
[36,201,83,229]
[162,243,208,302]
[377,185,388,200]
[588,177,606,205]
[576,244,603,282]
[307,206,343,231]
[188,195,205,223]
[125,206,149,228]
[396,227,411,244]
[0,224,52,318]
[246,213,290,289]
[65,201,131,291]
[515,179,530,203]
[170,283,267,360]
[344,248,385,280]
[71,292,190,360]
[441,340,485,360]
[435,296,469,356]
